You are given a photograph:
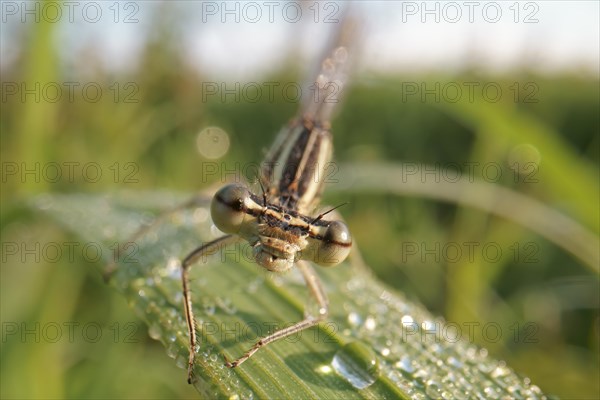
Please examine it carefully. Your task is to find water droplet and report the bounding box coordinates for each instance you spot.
[167,343,178,359]
[421,320,437,332]
[396,377,414,393]
[413,369,428,387]
[162,257,181,279]
[531,384,542,393]
[425,379,443,398]
[396,355,414,374]
[331,341,379,389]
[401,314,414,326]
[483,386,500,399]
[148,323,162,340]
[364,316,376,331]
[175,354,187,369]
[465,345,478,360]
[347,311,362,327]
[477,359,497,374]
[317,364,333,374]
[241,390,254,400]
[447,356,463,369]
[166,332,177,343]
[451,388,471,400]
[491,362,510,378]
[412,392,426,400]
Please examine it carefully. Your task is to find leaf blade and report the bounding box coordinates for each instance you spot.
[32,191,548,399]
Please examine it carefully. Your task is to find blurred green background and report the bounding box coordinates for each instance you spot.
[1,2,598,399]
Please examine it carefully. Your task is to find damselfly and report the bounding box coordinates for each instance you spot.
[181,30,355,383]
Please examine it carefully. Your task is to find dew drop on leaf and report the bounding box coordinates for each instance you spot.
[148,322,162,340]
[175,354,187,369]
[347,311,362,327]
[167,343,178,359]
[331,341,380,389]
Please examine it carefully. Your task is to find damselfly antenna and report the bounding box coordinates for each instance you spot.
[311,202,350,224]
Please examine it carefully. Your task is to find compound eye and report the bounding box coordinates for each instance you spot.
[314,220,352,267]
[211,184,250,234]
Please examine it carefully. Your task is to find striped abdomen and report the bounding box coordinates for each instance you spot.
[261,118,333,214]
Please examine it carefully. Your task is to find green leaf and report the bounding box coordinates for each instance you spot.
[32,191,548,399]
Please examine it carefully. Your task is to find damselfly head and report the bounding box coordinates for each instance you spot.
[211,183,352,271]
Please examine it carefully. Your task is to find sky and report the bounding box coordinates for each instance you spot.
[1,1,599,79]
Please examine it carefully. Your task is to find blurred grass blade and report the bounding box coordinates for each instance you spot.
[336,163,599,273]
[32,191,548,399]
[443,100,599,231]
[13,3,59,194]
